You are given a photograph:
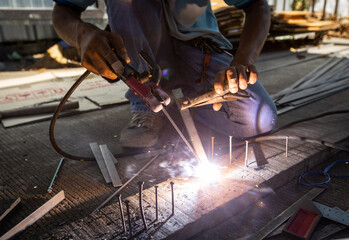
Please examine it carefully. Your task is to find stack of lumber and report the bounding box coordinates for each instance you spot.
[213,6,245,40]
[271,11,340,34]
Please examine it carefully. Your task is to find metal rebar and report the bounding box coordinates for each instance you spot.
[245,141,249,168]
[211,137,215,161]
[229,136,232,165]
[286,136,289,158]
[155,185,159,221]
[93,155,159,213]
[125,200,132,238]
[138,181,148,230]
[47,157,64,193]
[170,182,175,215]
[117,194,126,233]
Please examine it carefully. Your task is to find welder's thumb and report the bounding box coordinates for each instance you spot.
[212,103,222,111]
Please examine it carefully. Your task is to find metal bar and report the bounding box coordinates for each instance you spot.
[229,136,232,165]
[245,141,249,168]
[47,157,64,193]
[211,137,215,160]
[117,194,126,233]
[285,136,289,158]
[99,144,122,187]
[93,155,159,213]
[138,181,148,230]
[155,186,159,221]
[89,142,111,184]
[172,88,208,164]
[125,200,132,238]
[170,182,175,216]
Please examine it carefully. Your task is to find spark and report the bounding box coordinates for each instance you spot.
[195,162,222,184]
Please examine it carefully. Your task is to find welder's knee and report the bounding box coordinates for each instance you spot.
[254,99,277,135]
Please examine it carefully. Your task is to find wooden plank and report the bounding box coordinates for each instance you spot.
[89,142,112,184]
[99,144,122,187]
[0,197,21,223]
[0,191,65,240]
[172,88,208,164]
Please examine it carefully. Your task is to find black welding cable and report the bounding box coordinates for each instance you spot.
[49,70,161,161]
[49,69,95,161]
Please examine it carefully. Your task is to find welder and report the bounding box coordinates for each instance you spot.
[52,0,277,148]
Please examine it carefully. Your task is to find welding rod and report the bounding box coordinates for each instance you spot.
[211,137,215,161]
[117,194,126,233]
[47,157,64,193]
[125,200,132,238]
[155,185,159,221]
[286,136,289,158]
[170,182,175,216]
[138,181,148,230]
[161,108,200,162]
[245,141,249,168]
[229,136,232,165]
[93,155,159,213]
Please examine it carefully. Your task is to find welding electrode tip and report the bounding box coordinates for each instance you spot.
[117,194,126,233]
[125,200,132,237]
[155,185,159,221]
[138,181,148,230]
[170,182,175,215]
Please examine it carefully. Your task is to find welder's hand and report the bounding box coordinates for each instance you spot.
[79,26,130,80]
[212,64,257,111]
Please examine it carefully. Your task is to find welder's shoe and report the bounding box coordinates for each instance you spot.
[119,112,165,148]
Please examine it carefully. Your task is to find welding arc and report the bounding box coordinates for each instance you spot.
[161,107,200,161]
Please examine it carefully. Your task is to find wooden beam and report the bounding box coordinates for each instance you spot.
[172,88,208,164]
[0,191,65,240]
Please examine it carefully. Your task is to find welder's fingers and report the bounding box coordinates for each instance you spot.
[83,54,117,80]
[212,103,222,111]
[236,65,248,90]
[109,34,130,63]
[214,69,225,94]
[226,68,238,93]
[247,65,258,85]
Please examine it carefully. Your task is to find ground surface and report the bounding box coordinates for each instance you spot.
[0,38,349,239]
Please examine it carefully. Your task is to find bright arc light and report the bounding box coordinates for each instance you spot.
[195,163,221,184]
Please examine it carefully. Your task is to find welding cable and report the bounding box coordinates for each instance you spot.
[49,70,96,161]
[298,158,349,187]
[49,70,166,161]
[273,109,349,133]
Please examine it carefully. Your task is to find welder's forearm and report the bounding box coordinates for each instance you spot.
[52,3,97,49]
[231,0,270,66]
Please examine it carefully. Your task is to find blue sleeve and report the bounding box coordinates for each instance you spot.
[53,0,96,11]
[224,0,257,9]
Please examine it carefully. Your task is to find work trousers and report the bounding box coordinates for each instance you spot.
[105,0,277,139]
